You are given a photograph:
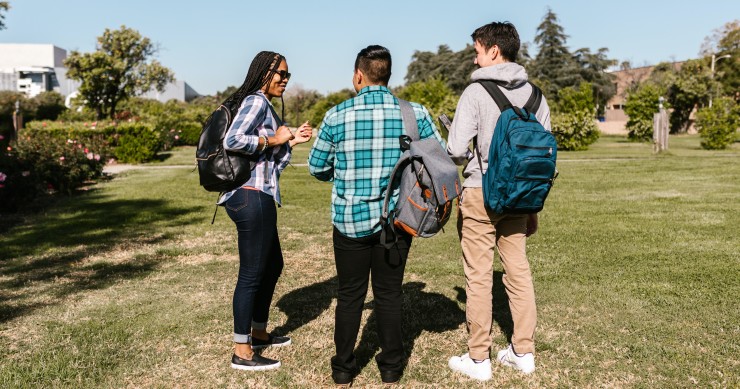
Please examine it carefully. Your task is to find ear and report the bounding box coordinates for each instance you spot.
[489,45,499,61]
[354,69,364,86]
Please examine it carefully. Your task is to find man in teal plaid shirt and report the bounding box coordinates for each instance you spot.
[308,45,444,386]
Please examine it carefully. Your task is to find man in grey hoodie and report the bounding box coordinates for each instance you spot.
[446,21,551,381]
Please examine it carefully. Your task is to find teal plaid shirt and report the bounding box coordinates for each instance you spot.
[308,86,445,238]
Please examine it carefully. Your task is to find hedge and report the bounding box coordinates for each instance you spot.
[24,121,163,163]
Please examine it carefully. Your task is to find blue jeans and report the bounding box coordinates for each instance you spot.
[224,188,284,343]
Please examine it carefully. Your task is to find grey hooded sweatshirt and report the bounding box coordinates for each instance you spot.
[447,62,551,188]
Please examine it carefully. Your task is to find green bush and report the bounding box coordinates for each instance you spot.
[551,83,600,151]
[30,91,68,121]
[0,91,68,132]
[25,121,162,163]
[0,131,105,211]
[118,97,211,147]
[112,124,162,163]
[624,84,667,142]
[552,111,599,151]
[696,97,740,150]
[177,122,202,146]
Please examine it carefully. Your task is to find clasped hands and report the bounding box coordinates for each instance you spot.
[270,122,313,148]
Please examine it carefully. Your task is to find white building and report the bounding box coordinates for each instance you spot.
[0,43,199,103]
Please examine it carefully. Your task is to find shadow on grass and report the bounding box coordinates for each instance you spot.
[354,282,465,375]
[453,271,514,343]
[0,191,196,323]
[273,276,338,336]
[273,278,467,375]
[150,151,174,163]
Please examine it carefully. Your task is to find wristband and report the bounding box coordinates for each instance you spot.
[259,135,268,152]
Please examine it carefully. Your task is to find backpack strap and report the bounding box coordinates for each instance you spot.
[472,80,541,175]
[524,82,543,113]
[265,99,284,127]
[476,80,513,112]
[397,98,420,141]
[379,152,412,248]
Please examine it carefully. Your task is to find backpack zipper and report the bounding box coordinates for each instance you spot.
[516,144,553,157]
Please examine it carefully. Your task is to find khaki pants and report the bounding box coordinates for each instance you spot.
[457,187,536,360]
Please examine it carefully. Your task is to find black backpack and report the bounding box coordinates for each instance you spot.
[196,94,279,192]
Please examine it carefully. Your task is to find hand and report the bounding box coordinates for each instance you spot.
[289,122,313,147]
[272,126,295,146]
[526,213,538,237]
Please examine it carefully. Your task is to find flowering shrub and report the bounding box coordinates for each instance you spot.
[24,121,162,163]
[0,132,105,212]
[118,97,210,147]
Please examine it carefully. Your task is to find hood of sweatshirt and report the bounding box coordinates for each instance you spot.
[470,62,528,88]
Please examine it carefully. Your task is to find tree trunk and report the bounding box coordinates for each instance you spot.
[109,104,117,120]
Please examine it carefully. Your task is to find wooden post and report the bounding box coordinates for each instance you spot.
[653,98,668,153]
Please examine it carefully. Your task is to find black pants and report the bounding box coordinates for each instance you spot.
[331,227,412,376]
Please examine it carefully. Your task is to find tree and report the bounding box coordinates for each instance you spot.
[624,83,667,141]
[306,89,356,127]
[64,26,174,119]
[396,76,458,136]
[666,59,714,133]
[273,85,322,126]
[573,47,617,115]
[701,20,739,99]
[0,2,9,30]
[405,45,477,94]
[528,8,582,101]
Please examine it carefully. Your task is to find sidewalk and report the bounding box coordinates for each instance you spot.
[103,164,194,174]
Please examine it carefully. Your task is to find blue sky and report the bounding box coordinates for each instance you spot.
[1,0,738,96]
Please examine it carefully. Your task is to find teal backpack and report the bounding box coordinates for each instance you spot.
[475,80,558,214]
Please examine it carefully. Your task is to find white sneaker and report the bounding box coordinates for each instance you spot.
[496,344,535,374]
[448,353,492,381]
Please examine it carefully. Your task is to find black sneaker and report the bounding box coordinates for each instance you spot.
[251,334,292,349]
[380,370,402,385]
[230,353,280,371]
[332,370,354,386]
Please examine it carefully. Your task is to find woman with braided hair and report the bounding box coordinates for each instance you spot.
[219,51,313,371]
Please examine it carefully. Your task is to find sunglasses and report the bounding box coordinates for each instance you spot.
[275,70,291,80]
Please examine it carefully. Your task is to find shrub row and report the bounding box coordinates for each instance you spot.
[0,131,106,212]
[24,121,164,163]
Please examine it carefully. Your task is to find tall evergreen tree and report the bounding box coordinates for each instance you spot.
[0,2,9,30]
[529,8,582,101]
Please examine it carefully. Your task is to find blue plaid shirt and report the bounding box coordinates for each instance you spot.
[218,91,291,205]
[308,86,445,238]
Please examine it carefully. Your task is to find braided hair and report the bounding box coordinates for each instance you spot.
[222,51,285,121]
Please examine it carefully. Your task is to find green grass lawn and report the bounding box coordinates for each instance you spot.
[1,135,738,388]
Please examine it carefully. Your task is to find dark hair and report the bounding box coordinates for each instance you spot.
[354,45,392,85]
[471,22,520,62]
[222,51,285,120]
